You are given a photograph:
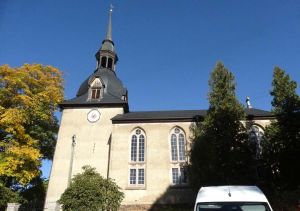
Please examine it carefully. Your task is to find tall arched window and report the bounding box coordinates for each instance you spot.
[170,127,186,162]
[170,127,187,185]
[249,125,264,158]
[129,128,146,187]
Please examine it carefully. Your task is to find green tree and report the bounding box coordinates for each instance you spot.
[263,67,300,191]
[188,62,256,189]
[0,64,63,185]
[59,166,124,211]
[0,182,22,210]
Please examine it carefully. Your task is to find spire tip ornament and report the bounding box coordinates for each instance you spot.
[246,97,252,109]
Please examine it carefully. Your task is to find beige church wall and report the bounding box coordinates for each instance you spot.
[44,107,124,210]
[109,118,272,206]
[109,122,195,206]
[251,119,272,129]
[243,119,272,130]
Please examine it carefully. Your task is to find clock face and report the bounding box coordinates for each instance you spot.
[87,109,101,123]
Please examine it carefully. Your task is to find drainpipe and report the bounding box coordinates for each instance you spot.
[67,135,76,187]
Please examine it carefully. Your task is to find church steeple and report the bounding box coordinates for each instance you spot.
[105,4,113,41]
[95,4,118,71]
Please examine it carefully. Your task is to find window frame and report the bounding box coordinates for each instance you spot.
[128,128,146,189]
[88,77,103,101]
[170,166,188,186]
[169,127,186,163]
[129,128,146,164]
[169,127,188,186]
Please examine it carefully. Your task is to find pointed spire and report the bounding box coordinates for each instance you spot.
[105,4,113,41]
[95,4,118,70]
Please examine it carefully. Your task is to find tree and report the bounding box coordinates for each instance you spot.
[188,62,256,189]
[0,64,63,186]
[59,166,124,211]
[0,183,22,210]
[263,67,300,191]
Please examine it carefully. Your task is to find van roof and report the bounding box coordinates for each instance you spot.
[195,186,269,203]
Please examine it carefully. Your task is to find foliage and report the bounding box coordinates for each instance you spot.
[0,182,23,210]
[263,67,300,191]
[59,166,124,211]
[0,64,63,186]
[20,177,48,209]
[188,62,256,189]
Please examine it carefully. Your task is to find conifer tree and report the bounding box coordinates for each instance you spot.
[263,67,300,191]
[189,62,256,189]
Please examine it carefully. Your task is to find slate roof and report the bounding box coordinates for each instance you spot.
[59,67,128,109]
[111,108,273,123]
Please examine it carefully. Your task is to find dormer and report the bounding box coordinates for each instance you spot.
[88,77,104,101]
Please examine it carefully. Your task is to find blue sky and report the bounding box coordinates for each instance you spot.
[1,0,300,178]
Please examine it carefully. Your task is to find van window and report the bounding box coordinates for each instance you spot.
[196,202,271,211]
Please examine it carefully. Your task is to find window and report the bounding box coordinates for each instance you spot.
[170,127,186,162]
[130,129,145,162]
[107,58,113,69]
[89,78,103,100]
[91,88,100,99]
[101,56,107,68]
[128,128,146,188]
[172,167,187,185]
[170,127,187,185]
[138,135,145,162]
[138,169,145,184]
[129,169,136,184]
[129,168,145,185]
[131,135,137,161]
[249,125,264,158]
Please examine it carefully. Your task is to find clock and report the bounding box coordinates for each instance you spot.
[87,109,101,123]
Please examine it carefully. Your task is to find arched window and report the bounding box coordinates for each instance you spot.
[170,127,187,185]
[129,128,146,187]
[249,125,264,158]
[130,129,145,162]
[107,58,113,69]
[100,56,107,68]
[170,127,186,162]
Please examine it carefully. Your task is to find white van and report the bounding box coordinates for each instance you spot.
[194,186,273,211]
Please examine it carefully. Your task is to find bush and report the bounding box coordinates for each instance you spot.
[58,166,124,211]
[0,183,22,211]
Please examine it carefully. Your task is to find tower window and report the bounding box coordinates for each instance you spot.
[101,56,107,68]
[91,88,101,99]
[89,78,103,100]
[107,58,113,69]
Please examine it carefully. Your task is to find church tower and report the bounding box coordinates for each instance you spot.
[44,6,128,210]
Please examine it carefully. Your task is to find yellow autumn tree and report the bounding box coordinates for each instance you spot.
[0,64,63,185]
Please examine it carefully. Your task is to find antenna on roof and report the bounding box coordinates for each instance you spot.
[246,97,252,109]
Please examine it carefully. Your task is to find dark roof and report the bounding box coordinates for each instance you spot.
[111,108,273,123]
[59,67,128,109]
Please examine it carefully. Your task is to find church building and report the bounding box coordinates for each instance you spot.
[44,7,273,211]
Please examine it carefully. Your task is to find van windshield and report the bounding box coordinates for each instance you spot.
[196,202,271,211]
